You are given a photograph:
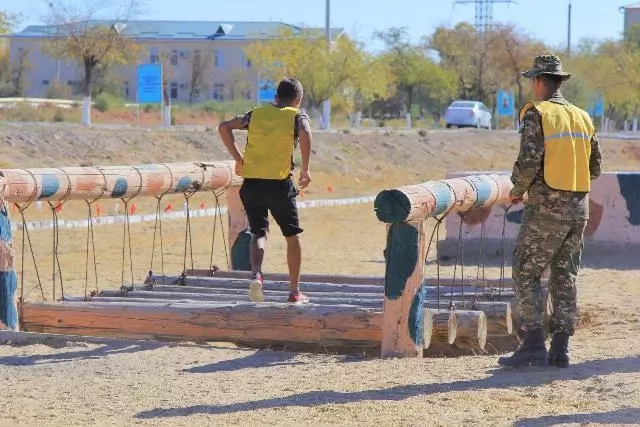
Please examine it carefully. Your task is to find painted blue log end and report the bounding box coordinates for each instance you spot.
[384,222,419,300]
[231,229,252,271]
[0,207,18,330]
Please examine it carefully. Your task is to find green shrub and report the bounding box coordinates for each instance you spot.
[53,109,66,122]
[93,92,124,113]
[143,104,160,113]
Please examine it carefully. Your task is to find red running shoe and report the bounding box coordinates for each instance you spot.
[287,291,309,304]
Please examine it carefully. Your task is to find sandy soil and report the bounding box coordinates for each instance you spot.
[1,124,640,425]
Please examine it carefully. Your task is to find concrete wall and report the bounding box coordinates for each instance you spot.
[441,171,640,261]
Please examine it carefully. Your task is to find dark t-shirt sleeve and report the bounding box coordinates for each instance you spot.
[236,110,252,130]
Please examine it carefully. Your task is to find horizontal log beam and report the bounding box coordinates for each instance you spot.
[21,301,384,350]
[1,161,239,203]
[152,276,519,301]
[374,174,514,223]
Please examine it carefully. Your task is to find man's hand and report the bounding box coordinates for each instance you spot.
[234,160,243,177]
[298,170,311,189]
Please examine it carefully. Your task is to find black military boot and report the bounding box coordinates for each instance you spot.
[498,329,548,367]
[548,332,570,368]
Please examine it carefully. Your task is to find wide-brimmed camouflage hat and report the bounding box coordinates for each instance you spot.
[521,54,571,80]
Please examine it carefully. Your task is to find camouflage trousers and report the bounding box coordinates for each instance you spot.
[512,212,587,336]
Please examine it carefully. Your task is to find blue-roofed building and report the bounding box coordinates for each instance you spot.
[9,20,344,102]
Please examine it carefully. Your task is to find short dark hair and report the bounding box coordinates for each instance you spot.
[537,74,563,92]
[276,78,304,104]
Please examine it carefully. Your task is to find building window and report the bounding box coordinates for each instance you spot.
[42,80,50,86]
[214,50,223,68]
[122,81,130,98]
[170,82,178,99]
[245,90,252,100]
[213,83,224,101]
[150,54,160,64]
[170,50,178,66]
[194,49,202,64]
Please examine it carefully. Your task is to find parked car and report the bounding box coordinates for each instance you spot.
[444,100,492,129]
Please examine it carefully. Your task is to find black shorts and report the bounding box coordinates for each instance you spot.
[239,178,303,238]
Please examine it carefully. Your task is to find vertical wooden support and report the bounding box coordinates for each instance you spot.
[382,219,427,358]
[0,174,18,331]
[226,184,251,271]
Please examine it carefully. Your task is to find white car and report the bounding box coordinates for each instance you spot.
[444,100,492,129]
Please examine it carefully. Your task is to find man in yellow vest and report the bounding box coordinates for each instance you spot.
[498,55,602,368]
[218,78,312,304]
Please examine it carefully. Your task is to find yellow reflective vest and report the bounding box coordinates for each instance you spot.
[519,100,595,192]
[244,104,299,180]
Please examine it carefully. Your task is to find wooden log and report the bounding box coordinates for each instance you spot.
[0,161,237,203]
[0,174,18,330]
[97,290,383,305]
[88,291,512,338]
[374,174,513,223]
[185,269,385,286]
[452,310,487,350]
[382,220,428,358]
[21,301,384,350]
[150,276,385,294]
[430,310,457,346]
[422,309,434,349]
[185,270,535,291]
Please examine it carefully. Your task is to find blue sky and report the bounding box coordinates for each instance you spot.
[7,0,629,51]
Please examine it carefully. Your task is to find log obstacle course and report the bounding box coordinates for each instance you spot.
[374,174,518,358]
[2,162,521,357]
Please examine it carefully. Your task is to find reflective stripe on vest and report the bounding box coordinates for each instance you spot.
[244,104,299,180]
[519,100,594,192]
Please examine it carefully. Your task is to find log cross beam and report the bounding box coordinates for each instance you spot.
[375,174,514,358]
[0,161,251,331]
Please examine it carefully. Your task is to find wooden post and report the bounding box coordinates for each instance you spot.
[0,174,18,331]
[226,184,251,271]
[382,220,427,358]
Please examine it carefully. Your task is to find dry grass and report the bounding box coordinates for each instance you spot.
[1,124,640,425]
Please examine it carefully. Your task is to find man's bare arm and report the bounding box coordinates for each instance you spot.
[298,116,312,172]
[217,117,245,163]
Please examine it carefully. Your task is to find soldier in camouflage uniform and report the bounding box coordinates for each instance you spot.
[498,55,602,368]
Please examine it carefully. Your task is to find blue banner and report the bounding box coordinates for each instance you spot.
[587,95,605,117]
[258,79,276,103]
[496,90,515,116]
[137,63,163,104]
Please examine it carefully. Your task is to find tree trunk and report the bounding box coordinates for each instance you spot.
[82,59,93,126]
[516,76,524,109]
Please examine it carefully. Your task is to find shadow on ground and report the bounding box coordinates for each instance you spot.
[514,407,640,426]
[0,340,169,366]
[183,350,305,374]
[136,355,640,419]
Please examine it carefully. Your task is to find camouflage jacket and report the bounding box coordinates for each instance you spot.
[510,91,603,220]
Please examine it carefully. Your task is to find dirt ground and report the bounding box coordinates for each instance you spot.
[1,124,640,425]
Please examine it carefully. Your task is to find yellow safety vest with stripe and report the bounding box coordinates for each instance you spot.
[243,104,299,180]
[519,100,595,192]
